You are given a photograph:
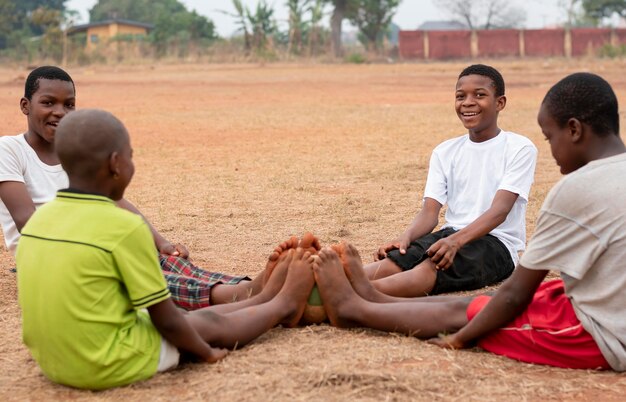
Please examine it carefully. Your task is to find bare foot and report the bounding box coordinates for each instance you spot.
[263,236,300,285]
[298,232,321,255]
[255,250,293,303]
[331,242,384,303]
[312,247,361,328]
[275,248,315,328]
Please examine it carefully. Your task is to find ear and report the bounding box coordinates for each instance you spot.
[567,118,583,143]
[20,97,30,116]
[496,95,506,112]
[109,151,121,178]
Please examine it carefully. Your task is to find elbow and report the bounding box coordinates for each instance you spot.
[493,209,509,227]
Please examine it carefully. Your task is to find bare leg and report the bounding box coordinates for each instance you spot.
[206,251,293,314]
[363,258,403,280]
[370,259,437,298]
[210,236,301,305]
[187,248,315,349]
[314,247,472,337]
[335,242,484,304]
[333,242,414,303]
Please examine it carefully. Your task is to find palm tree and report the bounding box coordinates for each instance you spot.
[307,0,326,56]
[221,0,251,51]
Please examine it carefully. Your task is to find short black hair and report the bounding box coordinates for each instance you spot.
[542,72,619,137]
[56,109,129,179]
[24,66,75,100]
[458,64,505,97]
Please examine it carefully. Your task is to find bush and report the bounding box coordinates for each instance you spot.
[345,52,366,64]
[598,43,626,58]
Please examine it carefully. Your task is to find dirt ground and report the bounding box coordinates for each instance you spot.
[1,60,625,401]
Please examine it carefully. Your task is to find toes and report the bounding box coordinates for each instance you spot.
[298,232,321,255]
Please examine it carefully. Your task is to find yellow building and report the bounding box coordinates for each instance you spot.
[68,19,153,52]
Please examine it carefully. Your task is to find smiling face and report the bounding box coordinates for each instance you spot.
[455,74,505,140]
[21,78,76,145]
[537,102,585,175]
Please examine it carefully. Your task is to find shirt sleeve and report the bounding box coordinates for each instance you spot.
[498,144,537,201]
[423,150,447,205]
[114,222,170,309]
[520,187,606,280]
[0,138,26,183]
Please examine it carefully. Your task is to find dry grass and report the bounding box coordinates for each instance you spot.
[1,59,625,401]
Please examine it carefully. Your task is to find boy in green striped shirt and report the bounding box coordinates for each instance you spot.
[17,109,315,389]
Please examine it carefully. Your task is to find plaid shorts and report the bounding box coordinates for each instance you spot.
[159,255,250,311]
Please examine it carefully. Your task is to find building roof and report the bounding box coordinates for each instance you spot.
[68,19,154,34]
[417,20,468,31]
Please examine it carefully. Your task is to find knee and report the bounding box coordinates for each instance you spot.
[441,299,472,330]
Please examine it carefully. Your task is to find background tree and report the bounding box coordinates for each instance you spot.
[307,0,327,56]
[286,0,307,54]
[582,0,626,22]
[17,1,66,35]
[223,0,276,54]
[30,6,64,61]
[0,0,17,49]
[247,0,276,52]
[434,0,527,29]
[222,0,252,52]
[328,0,356,57]
[347,0,400,52]
[0,0,66,51]
[556,0,597,27]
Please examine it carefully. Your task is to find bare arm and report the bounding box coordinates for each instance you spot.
[375,197,442,260]
[116,198,189,258]
[148,299,227,363]
[427,189,518,270]
[0,181,36,232]
[429,266,548,349]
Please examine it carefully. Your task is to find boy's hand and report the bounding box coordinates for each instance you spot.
[426,237,461,270]
[204,346,229,363]
[427,333,467,349]
[158,242,190,259]
[374,237,410,261]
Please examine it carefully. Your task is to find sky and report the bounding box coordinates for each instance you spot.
[65,0,567,36]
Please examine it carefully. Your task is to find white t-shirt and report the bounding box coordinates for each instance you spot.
[0,134,68,253]
[423,130,537,264]
[520,152,626,372]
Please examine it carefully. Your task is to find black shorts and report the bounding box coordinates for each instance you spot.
[386,227,515,294]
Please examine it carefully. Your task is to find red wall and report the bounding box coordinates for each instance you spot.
[615,28,626,45]
[397,28,621,60]
[399,30,425,59]
[478,29,519,57]
[524,29,565,57]
[428,31,472,59]
[571,28,612,56]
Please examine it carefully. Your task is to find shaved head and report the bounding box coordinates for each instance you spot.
[55,109,130,179]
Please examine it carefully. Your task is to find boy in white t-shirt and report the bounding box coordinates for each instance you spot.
[363,64,537,298]
[314,72,626,371]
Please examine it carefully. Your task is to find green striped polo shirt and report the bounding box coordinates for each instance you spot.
[17,191,170,389]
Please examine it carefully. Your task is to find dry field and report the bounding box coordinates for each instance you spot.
[1,60,625,401]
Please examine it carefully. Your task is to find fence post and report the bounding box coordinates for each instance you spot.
[610,28,618,46]
[424,31,429,60]
[519,30,525,58]
[471,30,478,58]
[564,28,572,58]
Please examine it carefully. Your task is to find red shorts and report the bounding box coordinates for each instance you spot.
[467,279,610,370]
